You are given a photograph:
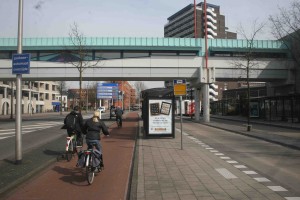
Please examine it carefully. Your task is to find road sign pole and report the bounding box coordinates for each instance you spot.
[180,96,183,150]
[15,0,23,165]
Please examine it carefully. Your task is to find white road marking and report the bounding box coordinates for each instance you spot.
[215,168,237,179]
[254,177,271,182]
[268,186,288,192]
[215,153,224,156]
[0,122,62,140]
[243,171,258,175]
[234,165,247,169]
[220,157,231,160]
[227,160,238,164]
[285,197,300,200]
[210,150,219,153]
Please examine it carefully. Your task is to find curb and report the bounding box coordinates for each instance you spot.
[182,116,300,151]
[202,122,300,151]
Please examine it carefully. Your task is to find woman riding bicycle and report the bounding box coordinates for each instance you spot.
[82,111,110,167]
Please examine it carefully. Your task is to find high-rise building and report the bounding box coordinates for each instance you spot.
[164,2,237,101]
[164,2,237,39]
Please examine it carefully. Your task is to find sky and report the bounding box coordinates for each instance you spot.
[0,0,295,89]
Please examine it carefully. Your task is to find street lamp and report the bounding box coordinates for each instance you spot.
[15,0,24,164]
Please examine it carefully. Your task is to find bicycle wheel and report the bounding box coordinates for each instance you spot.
[86,166,95,184]
[117,118,121,128]
[66,140,74,161]
[66,151,72,161]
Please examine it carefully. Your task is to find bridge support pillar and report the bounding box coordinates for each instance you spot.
[195,88,200,121]
[202,84,210,123]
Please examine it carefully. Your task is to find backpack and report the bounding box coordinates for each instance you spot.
[65,114,77,131]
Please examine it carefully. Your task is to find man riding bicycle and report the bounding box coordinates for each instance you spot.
[64,106,84,146]
[115,106,124,127]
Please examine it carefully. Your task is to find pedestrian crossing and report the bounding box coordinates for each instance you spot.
[0,121,63,140]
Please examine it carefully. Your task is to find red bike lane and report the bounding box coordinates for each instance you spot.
[6,112,139,200]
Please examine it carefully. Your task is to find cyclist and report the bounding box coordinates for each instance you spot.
[115,106,124,127]
[82,111,110,168]
[64,106,84,146]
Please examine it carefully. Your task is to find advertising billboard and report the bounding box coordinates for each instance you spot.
[148,99,173,135]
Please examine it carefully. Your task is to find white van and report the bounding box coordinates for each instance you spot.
[97,106,106,113]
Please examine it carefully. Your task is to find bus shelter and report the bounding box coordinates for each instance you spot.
[141,88,175,138]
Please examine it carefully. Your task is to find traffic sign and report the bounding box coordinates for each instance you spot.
[12,53,30,74]
[173,79,187,96]
[97,83,119,99]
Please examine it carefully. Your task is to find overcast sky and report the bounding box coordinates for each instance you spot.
[0,0,295,88]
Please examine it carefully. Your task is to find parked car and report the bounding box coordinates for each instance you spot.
[131,105,140,111]
[97,106,106,113]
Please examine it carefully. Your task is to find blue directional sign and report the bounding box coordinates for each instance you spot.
[12,53,30,74]
[97,83,119,99]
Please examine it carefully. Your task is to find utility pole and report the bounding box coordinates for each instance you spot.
[15,0,23,164]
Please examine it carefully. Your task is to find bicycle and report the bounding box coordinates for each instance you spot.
[57,134,82,162]
[116,117,122,128]
[81,143,103,185]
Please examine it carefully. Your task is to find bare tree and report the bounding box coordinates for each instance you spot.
[67,22,100,112]
[57,81,67,115]
[269,0,300,93]
[134,81,147,107]
[233,20,265,131]
[86,81,98,111]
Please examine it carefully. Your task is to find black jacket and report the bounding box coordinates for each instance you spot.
[64,111,84,135]
[83,117,109,140]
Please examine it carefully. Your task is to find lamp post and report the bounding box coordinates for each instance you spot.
[15,0,24,164]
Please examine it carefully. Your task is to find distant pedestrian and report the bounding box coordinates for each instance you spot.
[200,106,203,116]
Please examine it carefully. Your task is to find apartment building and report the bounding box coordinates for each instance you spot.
[164,2,237,39]
[164,2,237,101]
[0,81,60,115]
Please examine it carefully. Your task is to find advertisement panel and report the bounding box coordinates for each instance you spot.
[148,99,172,135]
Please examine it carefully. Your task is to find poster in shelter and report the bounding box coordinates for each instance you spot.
[149,99,172,134]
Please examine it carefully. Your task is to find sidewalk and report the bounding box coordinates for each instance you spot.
[134,117,300,200]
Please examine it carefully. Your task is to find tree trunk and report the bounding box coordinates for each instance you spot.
[79,62,83,113]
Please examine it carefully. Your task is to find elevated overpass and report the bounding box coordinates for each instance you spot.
[0,37,295,86]
[0,37,296,122]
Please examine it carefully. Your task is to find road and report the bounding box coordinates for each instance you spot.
[0,112,113,161]
[177,118,300,196]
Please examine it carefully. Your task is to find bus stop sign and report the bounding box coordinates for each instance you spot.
[173,79,187,96]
